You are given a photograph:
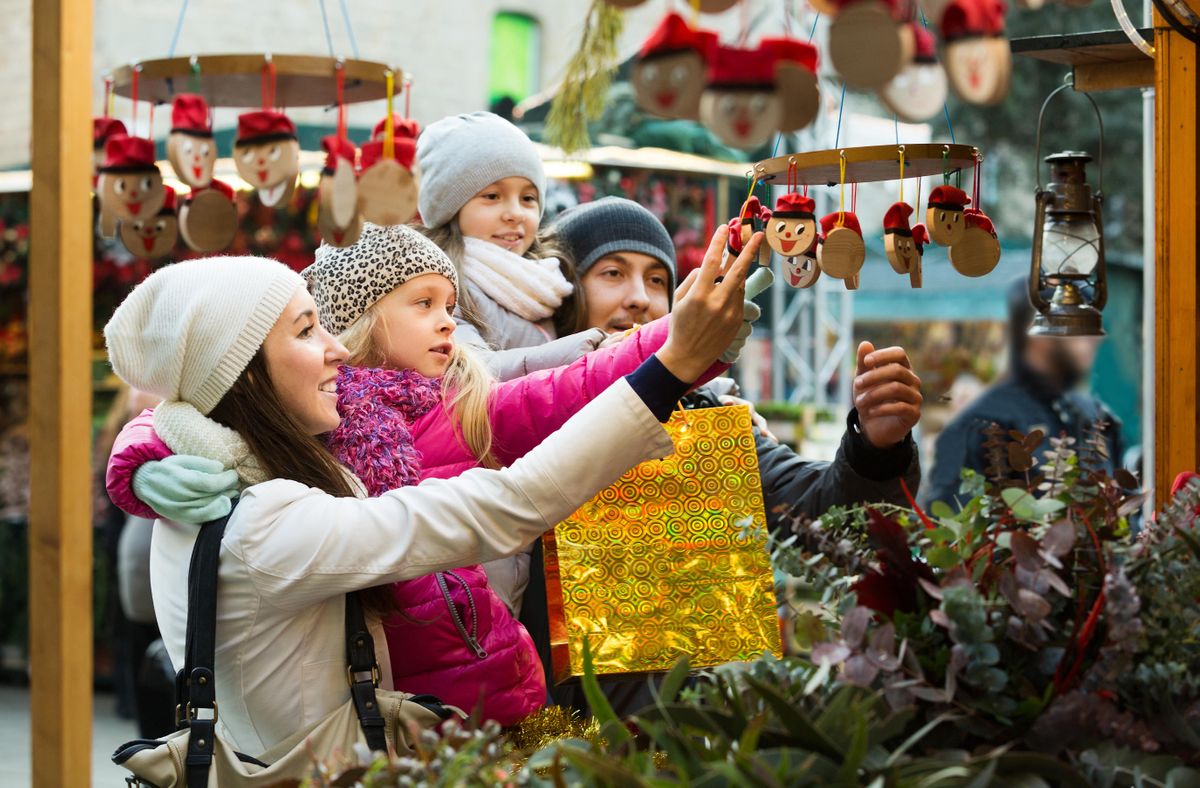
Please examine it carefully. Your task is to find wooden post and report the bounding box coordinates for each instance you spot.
[29,0,94,783]
[1152,8,1200,508]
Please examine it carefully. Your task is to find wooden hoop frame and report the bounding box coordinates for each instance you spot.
[751,143,979,186]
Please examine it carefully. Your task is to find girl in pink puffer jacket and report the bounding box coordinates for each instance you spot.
[107,223,727,726]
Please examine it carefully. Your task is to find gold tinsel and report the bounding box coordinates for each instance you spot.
[509,705,600,753]
[544,0,624,154]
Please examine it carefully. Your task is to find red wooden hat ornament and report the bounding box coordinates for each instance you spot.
[120,184,178,260]
[178,178,239,253]
[234,110,300,207]
[759,37,821,133]
[766,192,818,257]
[941,0,1011,106]
[359,117,421,226]
[633,13,718,121]
[926,183,970,246]
[883,201,922,275]
[167,94,217,189]
[318,135,362,248]
[949,207,1001,276]
[816,211,866,280]
[97,135,167,224]
[699,45,783,150]
[878,24,948,123]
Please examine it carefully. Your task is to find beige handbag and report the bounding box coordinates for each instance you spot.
[113,505,461,787]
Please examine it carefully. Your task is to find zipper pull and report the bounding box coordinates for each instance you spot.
[467,637,488,660]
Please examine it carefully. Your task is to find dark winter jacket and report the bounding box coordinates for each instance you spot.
[923,365,1123,510]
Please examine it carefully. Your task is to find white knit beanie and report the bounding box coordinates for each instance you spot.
[416,111,546,229]
[105,256,307,415]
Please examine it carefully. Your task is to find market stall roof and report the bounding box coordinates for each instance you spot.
[532,141,749,178]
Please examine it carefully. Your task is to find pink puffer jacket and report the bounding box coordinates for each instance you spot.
[104,317,727,725]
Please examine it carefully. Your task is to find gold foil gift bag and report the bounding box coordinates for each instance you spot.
[543,404,782,682]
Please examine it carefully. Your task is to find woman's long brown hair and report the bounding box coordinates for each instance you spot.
[208,350,396,613]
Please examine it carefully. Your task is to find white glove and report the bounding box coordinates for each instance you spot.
[720,300,761,364]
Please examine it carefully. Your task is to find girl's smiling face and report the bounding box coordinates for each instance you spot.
[371,273,459,378]
[455,177,540,256]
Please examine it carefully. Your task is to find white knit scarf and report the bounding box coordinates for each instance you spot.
[461,237,574,322]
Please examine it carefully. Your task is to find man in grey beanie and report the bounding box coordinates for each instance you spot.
[550,197,678,333]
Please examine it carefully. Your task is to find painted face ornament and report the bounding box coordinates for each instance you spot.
[633,13,717,121]
[699,45,783,150]
[92,117,127,177]
[358,118,421,226]
[926,184,971,246]
[178,178,238,253]
[317,134,362,247]
[234,110,300,207]
[785,246,822,288]
[167,94,217,189]
[829,0,916,90]
[119,185,178,260]
[908,223,930,288]
[941,0,1012,106]
[766,193,818,257]
[758,37,821,133]
[882,201,919,274]
[724,197,771,265]
[816,211,866,280]
[97,134,166,224]
[879,24,948,122]
[949,208,1001,276]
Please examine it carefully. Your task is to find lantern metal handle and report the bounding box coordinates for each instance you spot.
[1033,74,1105,196]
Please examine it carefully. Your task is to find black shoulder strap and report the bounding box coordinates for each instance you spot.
[344,593,388,753]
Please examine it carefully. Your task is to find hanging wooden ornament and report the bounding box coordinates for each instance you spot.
[882,201,921,274]
[925,183,970,245]
[358,118,420,226]
[878,24,948,122]
[829,0,915,90]
[233,110,300,207]
[816,211,866,280]
[167,94,217,189]
[949,208,1001,276]
[119,184,178,260]
[724,196,771,265]
[699,45,784,150]
[92,117,127,176]
[908,223,929,287]
[784,246,822,288]
[941,0,1012,106]
[178,179,238,253]
[97,135,167,225]
[317,135,362,247]
[759,37,821,132]
[766,192,818,257]
[632,13,717,121]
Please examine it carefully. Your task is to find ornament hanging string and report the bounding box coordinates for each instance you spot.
[130,66,140,131]
[852,182,857,214]
[335,61,347,140]
[898,145,906,204]
[833,82,847,149]
[403,76,412,118]
[261,57,277,111]
[103,76,113,118]
[972,149,983,212]
[787,158,798,195]
[837,150,847,227]
[690,0,701,26]
[383,70,396,161]
[740,173,761,224]
[189,57,202,96]
[942,147,951,186]
[917,6,956,147]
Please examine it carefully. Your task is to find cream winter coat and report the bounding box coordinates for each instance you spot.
[149,380,672,756]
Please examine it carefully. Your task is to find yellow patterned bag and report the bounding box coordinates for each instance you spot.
[543,404,782,682]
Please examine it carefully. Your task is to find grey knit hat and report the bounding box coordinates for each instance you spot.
[416,111,546,229]
[303,222,459,336]
[550,197,677,287]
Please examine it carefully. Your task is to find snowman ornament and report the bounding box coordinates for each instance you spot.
[233,110,300,208]
[633,13,717,121]
[167,94,217,189]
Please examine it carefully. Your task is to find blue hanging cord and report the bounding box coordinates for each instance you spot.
[338,0,362,59]
[807,12,821,40]
[318,0,336,57]
[918,7,956,144]
[894,114,899,145]
[833,81,847,149]
[167,0,190,58]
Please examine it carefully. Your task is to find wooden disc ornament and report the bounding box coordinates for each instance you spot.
[949,208,1001,276]
[166,94,217,189]
[96,135,166,224]
[941,0,1011,106]
[878,24,948,122]
[632,13,716,121]
[784,248,822,288]
[119,185,178,260]
[358,120,420,226]
[766,193,818,257]
[882,201,920,274]
[926,184,970,246]
[699,46,783,150]
[816,212,866,279]
[233,110,300,208]
[829,0,915,90]
[178,179,239,253]
[317,135,362,247]
[760,38,821,132]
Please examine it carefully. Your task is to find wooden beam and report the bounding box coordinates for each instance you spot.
[1153,15,1200,508]
[1074,58,1155,92]
[29,0,94,783]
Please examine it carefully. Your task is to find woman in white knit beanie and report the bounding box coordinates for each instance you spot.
[101,240,758,759]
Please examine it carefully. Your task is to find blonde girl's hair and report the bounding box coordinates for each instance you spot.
[337,300,500,469]
[416,220,582,339]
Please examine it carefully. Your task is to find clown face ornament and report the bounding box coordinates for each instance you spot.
[119,186,178,260]
[633,13,716,121]
[766,193,818,258]
[948,208,1001,276]
[97,135,166,224]
[699,46,783,150]
[926,184,971,246]
[785,249,822,288]
[878,25,948,123]
[234,111,300,208]
[167,94,217,189]
[816,212,866,280]
[882,201,919,273]
[759,38,821,133]
[941,0,1012,106]
[178,179,238,253]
